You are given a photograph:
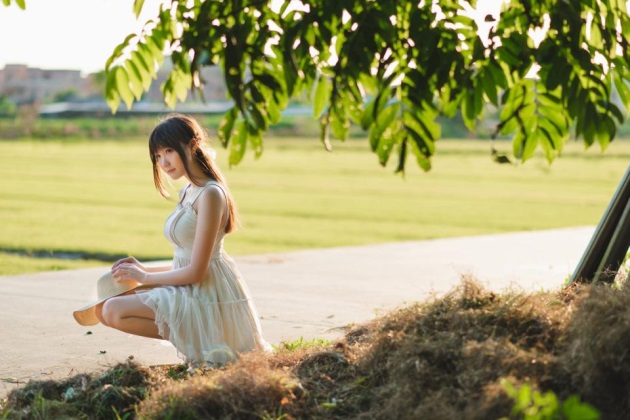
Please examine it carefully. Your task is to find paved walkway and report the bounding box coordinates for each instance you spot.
[0,226,596,399]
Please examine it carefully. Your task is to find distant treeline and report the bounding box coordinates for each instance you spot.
[0,115,473,140]
[2,112,630,141]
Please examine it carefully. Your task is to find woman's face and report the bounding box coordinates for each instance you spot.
[154,146,187,180]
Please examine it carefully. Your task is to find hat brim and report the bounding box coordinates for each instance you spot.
[73,305,101,327]
[73,284,147,326]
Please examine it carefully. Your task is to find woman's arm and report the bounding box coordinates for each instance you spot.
[112,257,171,274]
[144,264,172,273]
[112,186,226,286]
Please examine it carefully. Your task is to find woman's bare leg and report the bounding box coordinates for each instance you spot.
[101,294,163,339]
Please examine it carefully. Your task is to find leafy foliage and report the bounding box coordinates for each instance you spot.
[7,0,628,172]
[273,336,333,351]
[0,95,16,117]
[1,0,24,10]
[501,380,600,420]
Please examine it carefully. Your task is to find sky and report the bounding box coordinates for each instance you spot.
[0,0,165,75]
[0,0,503,75]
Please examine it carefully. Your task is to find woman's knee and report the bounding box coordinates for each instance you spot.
[101,298,122,327]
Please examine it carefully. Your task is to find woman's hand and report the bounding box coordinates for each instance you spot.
[112,257,145,272]
[112,262,149,284]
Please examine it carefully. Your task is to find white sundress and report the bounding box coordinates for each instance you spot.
[136,180,270,365]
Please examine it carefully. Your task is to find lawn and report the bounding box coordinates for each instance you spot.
[1,136,628,275]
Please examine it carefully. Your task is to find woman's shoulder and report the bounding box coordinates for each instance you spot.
[197,182,226,202]
[194,185,228,221]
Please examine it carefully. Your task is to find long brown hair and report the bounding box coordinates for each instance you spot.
[149,113,239,233]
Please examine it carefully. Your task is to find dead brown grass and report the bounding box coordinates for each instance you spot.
[4,276,630,419]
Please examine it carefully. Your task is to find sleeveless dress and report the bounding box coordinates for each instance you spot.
[136,180,270,366]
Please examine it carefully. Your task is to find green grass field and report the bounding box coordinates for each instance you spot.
[1,136,629,275]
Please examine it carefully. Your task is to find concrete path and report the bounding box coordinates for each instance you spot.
[0,226,596,399]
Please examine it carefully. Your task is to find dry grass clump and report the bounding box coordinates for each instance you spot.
[136,277,582,419]
[562,282,630,419]
[6,276,630,419]
[334,278,576,419]
[1,362,156,419]
[139,355,305,419]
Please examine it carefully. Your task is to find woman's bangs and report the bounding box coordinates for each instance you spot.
[149,126,178,160]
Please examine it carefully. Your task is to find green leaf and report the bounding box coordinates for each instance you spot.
[409,140,432,171]
[162,77,175,109]
[249,129,263,158]
[320,119,332,152]
[229,121,248,166]
[512,130,526,160]
[106,33,137,70]
[124,62,145,100]
[521,129,539,162]
[257,73,283,92]
[128,51,149,79]
[596,115,613,151]
[138,42,160,76]
[538,126,559,163]
[130,50,153,90]
[361,98,377,130]
[266,96,282,124]
[613,73,630,112]
[218,107,238,147]
[375,125,401,167]
[245,102,268,131]
[562,396,600,420]
[516,382,532,412]
[482,68,498,106]
[473,77,484,117]
[105,69,121,113]
[539,109,567,137]
[583,103,598,146]
[538,116,567,147]
[330,107,350,140]
[105,96,119,112]
[250,84,265,104]
[589,22,603,50]
[395,138,408,174]
[313,76,330,118]
[461,88,477,132]
[173,69,192,102]
[607,102,624,124]
[545,61,568,91]
[133,0,145,19]
[371,87,393,125]
[162,69,191,109]
[487,61,508,90]
[145,34,165,65]
[114,67,135,109]
[405,124,433,171]
[224,38,244,110]
[369,103,400,151]
[281,48,298,96]
[416,108,441,146]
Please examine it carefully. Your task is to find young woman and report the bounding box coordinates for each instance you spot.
[95,113,270,366]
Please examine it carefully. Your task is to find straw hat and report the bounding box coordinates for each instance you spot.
[73,271,145,326]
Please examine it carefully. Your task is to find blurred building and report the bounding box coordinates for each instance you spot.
[0,62,228,107]
[0,64,90,105]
